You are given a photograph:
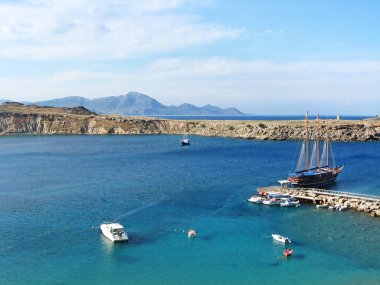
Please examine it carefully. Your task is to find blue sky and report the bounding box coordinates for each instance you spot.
[0,0,379,115]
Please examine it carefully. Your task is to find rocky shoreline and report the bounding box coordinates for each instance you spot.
[0,104,379,141]
[260,186,380,218]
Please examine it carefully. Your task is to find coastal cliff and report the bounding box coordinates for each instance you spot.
[0,104,379,141]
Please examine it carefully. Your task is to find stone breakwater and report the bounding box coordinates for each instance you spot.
[294,189,380,218]
[0,104,379,141]
[258,186,380,218]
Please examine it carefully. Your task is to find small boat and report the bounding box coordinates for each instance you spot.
[280,198,300,207]
[100,222,128,242]
[338,205,348,211]
[316,203,329,208]
[283,248,293,257]
[248,195,264,204]
[181,133,190,146]
[188,229,196,238]
[267,193,290,199]
[263,198,281,206]
[328,206,337,210]
[272,234,291,244]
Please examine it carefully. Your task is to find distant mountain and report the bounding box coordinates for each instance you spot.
[27,96,92,108]
[17,92,245,116]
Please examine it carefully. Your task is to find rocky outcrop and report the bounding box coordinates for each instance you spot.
[1,104,379,141]
[323,196,380,217]
[257,186,380,217]
[265,186,380,217]
[314,194,379,217]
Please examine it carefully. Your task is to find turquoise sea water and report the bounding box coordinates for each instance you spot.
[0,135,379,285]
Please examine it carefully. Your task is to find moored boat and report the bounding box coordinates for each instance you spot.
[267,193,291,199]
[100,222,128,242]
[248,195,264,204]
[263,198,281,206]
[262,193,290,205]
[316,203,329,208]
[280,198,300,207]
[338,205,348,211]
[272,234,291,244]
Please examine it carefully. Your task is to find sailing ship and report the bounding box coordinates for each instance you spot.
[181,123,190,145]
[181,133,190,146]
[287,112,344,188]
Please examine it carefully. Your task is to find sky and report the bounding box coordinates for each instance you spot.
[0,0,379,115]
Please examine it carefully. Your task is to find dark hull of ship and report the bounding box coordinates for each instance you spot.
[181,141,190,146]
[290,171,341,188]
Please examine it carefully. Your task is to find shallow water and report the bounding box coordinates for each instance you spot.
[0,135,379,284]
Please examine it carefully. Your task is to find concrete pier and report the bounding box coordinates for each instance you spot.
[257,186,380,217]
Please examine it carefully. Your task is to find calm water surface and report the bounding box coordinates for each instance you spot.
[0,135,379,285]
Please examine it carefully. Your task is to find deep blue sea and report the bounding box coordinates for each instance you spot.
[0,135,379,285]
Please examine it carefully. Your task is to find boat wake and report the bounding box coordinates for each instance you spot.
[209,191,240,217]
[114,202,158,220]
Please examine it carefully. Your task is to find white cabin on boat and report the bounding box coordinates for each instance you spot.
[100,222,128,242]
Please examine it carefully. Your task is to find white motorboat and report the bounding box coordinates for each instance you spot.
[316,203,329,208]
[267,193,290,199]
[338,205,348,211]
[272,234,291,244]
[263,198,281,206]
[328,206,337,210]
[100,222,128,242]
[248,195,264,204]
[280,198,300,207]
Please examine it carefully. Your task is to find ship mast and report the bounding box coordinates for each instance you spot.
[316,114,320,169]
[326,118,329,167]
[305,111,309,170]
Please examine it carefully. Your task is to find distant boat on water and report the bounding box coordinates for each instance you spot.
[100,222,128,242]
[181,133,190,146]
[272,234,291,244]
[287,112,344,188]
[283,248,293,257]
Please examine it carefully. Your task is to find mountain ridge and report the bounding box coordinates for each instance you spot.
[10,92,245,116]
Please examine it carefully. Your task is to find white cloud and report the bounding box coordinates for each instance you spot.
[48,70,122,83]
[1,58,379,115]
[144,58,380,79]
[141,59,380,114]
[255,29,284,37]
[0,0,242,59]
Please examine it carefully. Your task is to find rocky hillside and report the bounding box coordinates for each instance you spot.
[0,104,379,141]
